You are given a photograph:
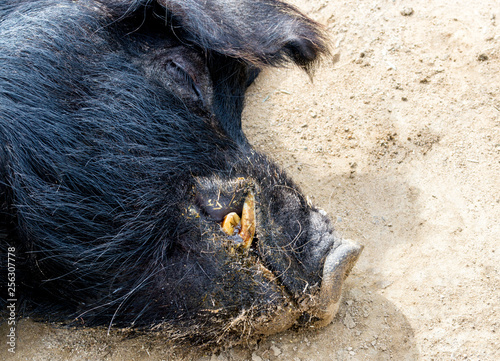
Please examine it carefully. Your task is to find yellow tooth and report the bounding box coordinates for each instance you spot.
[221,212,240,236]
[239,192,256,249]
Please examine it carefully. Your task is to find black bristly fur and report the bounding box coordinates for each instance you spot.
[0,0,331,344]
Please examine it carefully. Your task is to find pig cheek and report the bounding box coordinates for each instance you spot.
[181,212,287,315]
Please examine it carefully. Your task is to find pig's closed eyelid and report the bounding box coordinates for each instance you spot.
[164,59,205,101]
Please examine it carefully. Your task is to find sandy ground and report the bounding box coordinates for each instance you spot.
[2,0,499,360]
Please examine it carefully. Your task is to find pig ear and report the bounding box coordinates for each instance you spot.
[157,0,328,70]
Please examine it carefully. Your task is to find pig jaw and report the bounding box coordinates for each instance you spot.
[249,238,363,336]
[252,206,364,332]
[258,240,363,334]
[187,176,363,340]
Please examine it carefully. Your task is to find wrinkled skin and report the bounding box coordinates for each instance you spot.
[0,0,362,344]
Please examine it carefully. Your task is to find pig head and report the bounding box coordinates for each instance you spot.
[0,0,362,345]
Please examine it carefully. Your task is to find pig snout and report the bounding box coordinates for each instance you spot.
[314,238,364,326]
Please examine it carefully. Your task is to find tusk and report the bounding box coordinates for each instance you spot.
[238,192,256,249]
[221,212,241,236]
[219,192,256,249]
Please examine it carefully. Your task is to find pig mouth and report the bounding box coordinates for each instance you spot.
[219,191,256,250]
[190,178,363,336]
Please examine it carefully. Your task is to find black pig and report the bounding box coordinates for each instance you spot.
[0,0,362,344]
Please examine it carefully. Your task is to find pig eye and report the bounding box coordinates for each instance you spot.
[164,59,204,101]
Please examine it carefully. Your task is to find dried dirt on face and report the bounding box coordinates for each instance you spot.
[2,0,499,360]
